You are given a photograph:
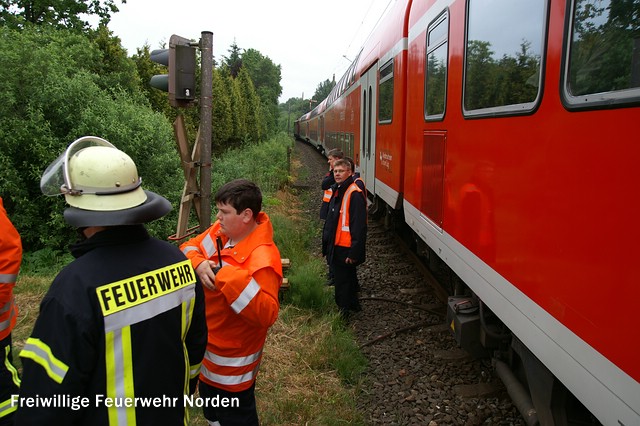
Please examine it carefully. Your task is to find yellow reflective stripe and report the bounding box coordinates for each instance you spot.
[0,398,17,418]
[96,260,196,316]
[4,344,20,387]
[20,338,68,384]
[105,327,136,426]
[189,362,202,380]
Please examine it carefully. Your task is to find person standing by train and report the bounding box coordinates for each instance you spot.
[0,197,22,426]
[320,149,344,220]
[180,179,282,426]
[321,149,344,286]
[344,156,366,195]
[322,159,367,319]
[15,136,207,425]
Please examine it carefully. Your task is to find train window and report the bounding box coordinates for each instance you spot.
[425,11,449,121]
[463,0,546,116]
[378,60,394,123]
[563,0,640,108]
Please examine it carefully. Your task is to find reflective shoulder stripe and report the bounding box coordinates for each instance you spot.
[0,273,18,284]
[181,246,200,255]
[96,260,196,317]
[204,349,262,368]
[201,234,215,259]
[103,285,194,332]
[20,338,69,384]
[230,278,260,314]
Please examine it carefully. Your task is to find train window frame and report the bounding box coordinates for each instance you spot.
[378,59,394,124]
[561,0,640,110]
[425,10,450,121]
[462,0,549,118]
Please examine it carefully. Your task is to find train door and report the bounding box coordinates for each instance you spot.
[360,64,378,193]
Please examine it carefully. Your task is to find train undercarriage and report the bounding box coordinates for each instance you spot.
[373,197,600,426]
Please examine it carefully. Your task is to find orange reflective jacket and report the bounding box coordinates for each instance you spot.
[0,197,21,340]
[180,212,282,392]
[334,183,363,248]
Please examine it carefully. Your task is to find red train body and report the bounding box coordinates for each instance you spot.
[296,0,640,424]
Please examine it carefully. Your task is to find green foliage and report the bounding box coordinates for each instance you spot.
[282,260,334,311]
[210,68,232,153]
[0,0,124,31]
[235,68,264,144]
[0,26,182,251]
[322,321,368,385]
[20,248,74,275]
[210,132,292,196]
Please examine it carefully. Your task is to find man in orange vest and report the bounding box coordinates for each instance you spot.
[321,159,367,319]
[180,179,282,426]
[0,197,21,425]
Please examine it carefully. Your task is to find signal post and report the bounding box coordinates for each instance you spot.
[150,32,214,239]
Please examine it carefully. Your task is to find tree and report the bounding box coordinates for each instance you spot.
[0,0,125,31]
[241,48,282,137]
[236,68,263,143]
[314,79,335,103]
[210,68,232,153]
[221,40,243,78]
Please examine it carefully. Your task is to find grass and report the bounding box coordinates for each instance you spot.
[11,133,368,425]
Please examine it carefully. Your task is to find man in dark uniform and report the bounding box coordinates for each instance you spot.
[15,136,207,425]
[322,159,367,319]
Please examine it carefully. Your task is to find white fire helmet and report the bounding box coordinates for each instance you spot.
[40,136,171,227]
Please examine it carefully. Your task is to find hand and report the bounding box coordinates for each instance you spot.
[196,260,218,290]
[345,257,355,265]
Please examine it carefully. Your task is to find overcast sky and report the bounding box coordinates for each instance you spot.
[108,0,392,103]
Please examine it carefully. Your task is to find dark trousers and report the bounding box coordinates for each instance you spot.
[199,381,259,426]
[0,334,20,426]
[332,260,361,314]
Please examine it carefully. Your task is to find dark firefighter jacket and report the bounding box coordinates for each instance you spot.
[320,171,336,220]
[15,225,207,426]
[322,176,367,266]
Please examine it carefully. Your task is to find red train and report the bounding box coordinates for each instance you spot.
[295,0,640,424]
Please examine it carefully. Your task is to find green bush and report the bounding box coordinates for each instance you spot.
[0,26,182,250]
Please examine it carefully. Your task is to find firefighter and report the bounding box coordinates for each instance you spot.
[15,136,207,425]
[180,179,282,426]
[0,197,22,425]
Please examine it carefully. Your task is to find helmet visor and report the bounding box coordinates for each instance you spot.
[40,136,115,196]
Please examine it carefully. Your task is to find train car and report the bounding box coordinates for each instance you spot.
[296,0,640,424]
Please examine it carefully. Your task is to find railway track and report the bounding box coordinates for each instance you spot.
[292,138,526,425]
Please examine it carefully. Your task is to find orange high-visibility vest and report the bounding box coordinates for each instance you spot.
[334,183,363,248]
[0,197,21,340]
